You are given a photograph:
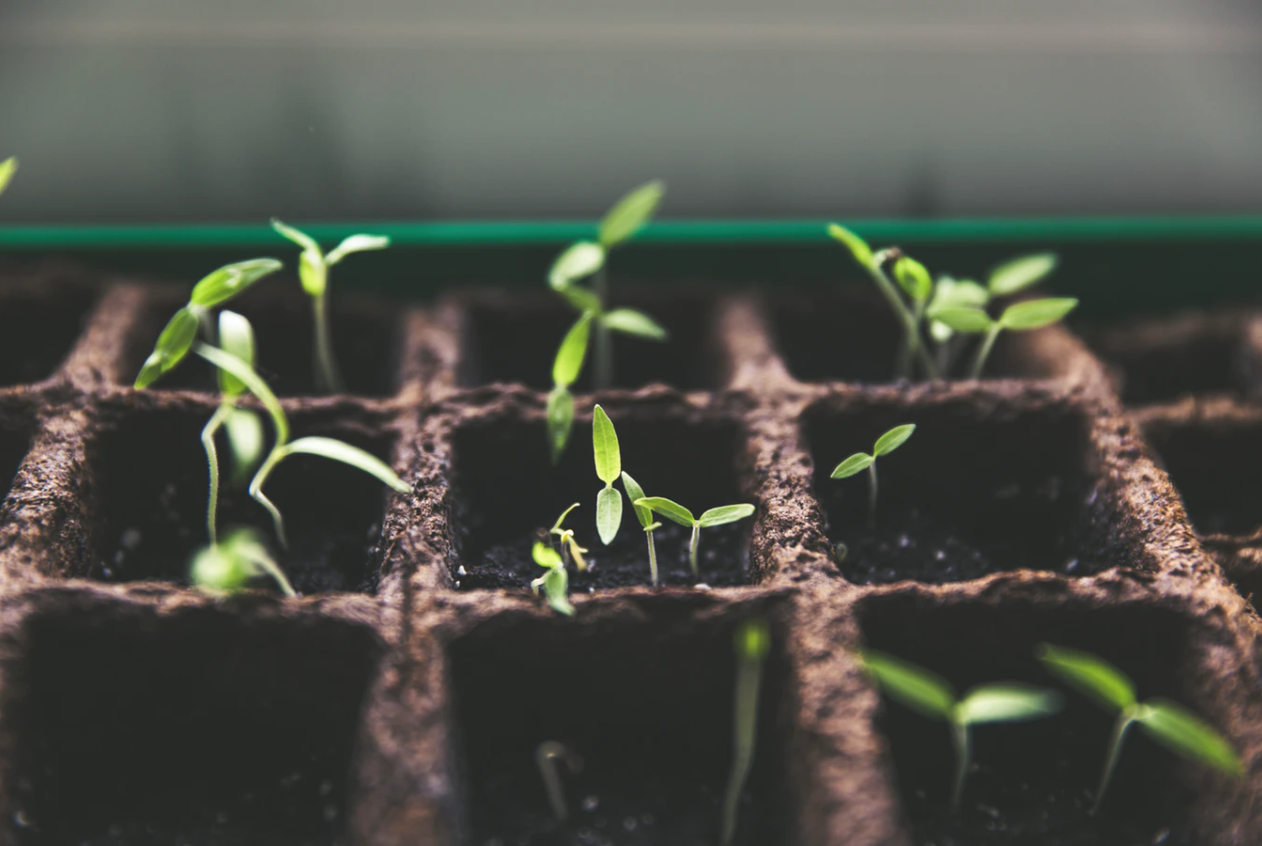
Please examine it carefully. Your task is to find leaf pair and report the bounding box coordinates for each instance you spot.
[531,541,575,616]
[271,219,389,298]
[634,496,756,577]
[930,297,1078,336]
[831,424,915,528]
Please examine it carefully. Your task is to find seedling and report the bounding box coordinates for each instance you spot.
[930,297,1078,379]
[549,502,589,572]
[592,405,624,545]
[535,740,581,821]
[190,527,295,597]
[830,424,915,528]
[721,617,771,846]
[532,542,575,616]
[547,312,592,463]
[633,497,756,578]
[620,471,663,586]
[1037,643,1242,813]
[858,649,1062,811]
[0,157,16,197]
[271,219,390,394]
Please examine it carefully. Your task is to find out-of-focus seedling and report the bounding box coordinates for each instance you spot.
[536,740,581,822]
[0,157,16,197]
[592,405,624,545]
[547,312,592,463]
[859,649,1062,811]
[830,424,915,528]
[549,502,589,572]
[531,542,575,617]
[271,219,390,394]
[721,617,771,846]
[190,527,295,597]
[633,497,756,578]
[1037,643,1242,813]
[620,471,663,586]
[930,297,1078,379]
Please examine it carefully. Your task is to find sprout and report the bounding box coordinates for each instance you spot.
[632,497,756,578]
[549,502,589,572]
[535,740,581,822]
[531,542,575,617]
[271,219,390,394]
[591,405,624,546]
[0,157,16,197]
[859,649,1062,811]
[190,527,296,597]
[930,298,1078,380]
[1037,643,1242,813]
[547,313,592,464]
[620,471,663,586]
[830,424,915,528]
[721,617,771,846]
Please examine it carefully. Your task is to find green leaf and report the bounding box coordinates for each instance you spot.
[599,180,664,247]
[551,502,582,534]
[931,277,990,311]
[592,405,621,485]
[326,234,390,265]
[634,496,695,527]
[135,306,200,388]
[280,436,410,493]
[999,298,1078,331]
[216,310,255,397]
[547,386,575,464]
[270,218,321,254]
[193,342,289,446]
[698,504,756,528]
[894,256,932,302]
[928,306,994,334]
[1036,643,1136,712]
[602,309,668,341]
[827,223,873,266]
[989,253,1058,297]
[298,249,327,297]
[596,486,623,545]
[190,258,284,308]
[621,471,652,528]
[830,453,874,479]
[1136,700,1243,776]
[553,312,593,387]
[532,541,564,570]
[223,407,265,480]
[541,566,575,616]
[956,684,1063,725]
[858,650,955,720]
[558,284,602,314]
[873,424,915,457]
[549,241,605,290]
[0,157,16,197]
[223,527,296,597]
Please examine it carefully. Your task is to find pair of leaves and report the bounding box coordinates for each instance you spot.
[930,297,1078,335]
[0,157,16,197]
[831,424,915,479]
[633,497,756,530]
[190,527,296,597]
[531,541,575,616]
[272,218,389,297]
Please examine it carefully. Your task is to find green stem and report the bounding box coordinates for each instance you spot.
[249,448,289,549]
[867,462,879,529]
[970,325,1003,380]
[201,404,232,545]
[1093,711,1136,814]
[646,528,659,587]
[689,522,701,578]
[721,647,765,845]
[313,292,343,394]
[864,263,937,380]
[950,718,970,812]
[594,267,613,390]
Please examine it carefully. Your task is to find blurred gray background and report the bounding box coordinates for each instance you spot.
[2,0,1262,223]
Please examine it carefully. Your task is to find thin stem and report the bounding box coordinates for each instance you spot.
[646,528,659,587]
[593,267,613,390]
[867,462,879,529]
[864,263,937,380]
[950,718,970,812]
[312,292,344,394]
[249,450,289,549]
[535,741,571,822]
[689,522,701,577]
[201,404,232,545]
[896,299,927,379]
[1093,711,1136,815]
[969,325,1003,380]
[721,646,766,845]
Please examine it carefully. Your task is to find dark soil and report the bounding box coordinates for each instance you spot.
[1142,416,1262,537]
[0,287,97,386]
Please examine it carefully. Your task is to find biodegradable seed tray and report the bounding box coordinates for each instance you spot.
[0,263,1258,846]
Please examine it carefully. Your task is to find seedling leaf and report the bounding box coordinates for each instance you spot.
[533,541,564,570]
[531,542,574,616]
[621,471,652,528]
[1136,700,1243,776]
[223,407,265,480]
[270,218,320,254]
[216,310,255,398]
[326,234,390,265]
[549,241,605,290]
[190,258,284,308]
[874,424,916,457]
[827,223,873,266]
[592,405,621,484]
[929,306,994,334]
[635,496,695,527]
[999,298,1078,331]
[298,249,327,297]
[281,436,410,493]
[558,284,602,314]
[858,650,955,720]
[135,306,200,388]
[957,684,1063,725]
[596,486,623,545]
[552,502,582,534]
[989,253,1058,297]
[547,386,575,464]
[698,504,756,528]
[0,157,16,196]
[602,309,668,341]
[553,313,593,387]
[1036,643,1136,711]
[931,278,990,311]
[894,256,932,302]
[599,180,664,247]
[830,453,874,479]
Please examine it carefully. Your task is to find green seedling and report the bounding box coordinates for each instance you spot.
[0,157,16,197]
[830,424,915,528]
[271,219,390,394]
[549,502,589,572]
[930,297,1078,379]
[532,542,575,616]
[633,497,756,578]
[592,405,624,545]
[620,471,663,586]
[190,526,295,597]
[536,740,581,821]
[1037,643,1242,813]
[721,617,771,846]
[859,649,1062,811]
[547,312,592,463]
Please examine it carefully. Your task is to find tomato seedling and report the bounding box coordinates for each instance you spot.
[830,424,915,528]
[549,502,589,572]
[531,541,575,617]
[633,497,756,578]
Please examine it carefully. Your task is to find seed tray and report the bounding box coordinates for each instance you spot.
[0,262,1257,845]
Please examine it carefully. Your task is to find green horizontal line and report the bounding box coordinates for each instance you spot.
[3,216,1262,249]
